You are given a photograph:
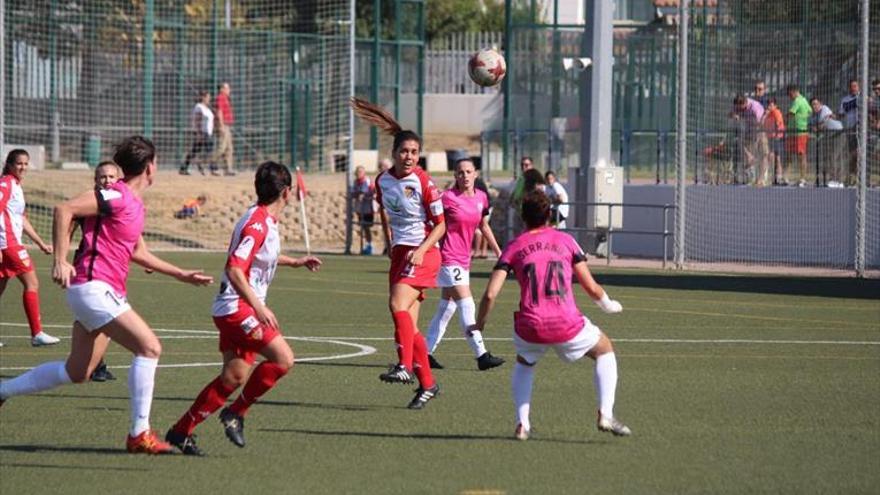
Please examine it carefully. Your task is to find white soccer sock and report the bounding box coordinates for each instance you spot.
[0,361,71,400]
[511,362,535,432]
[594,352,618,419]
[456,297,486,358]
[128,356,158,437]
[425,298,457,353]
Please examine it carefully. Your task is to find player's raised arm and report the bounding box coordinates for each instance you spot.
[278,254,322,271]
[572,261,622,314]
[52,189,100,287]
[130,236,213,286]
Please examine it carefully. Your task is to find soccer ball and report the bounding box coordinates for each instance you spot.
[468,48,506,87]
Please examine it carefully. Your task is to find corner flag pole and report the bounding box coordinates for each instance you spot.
[296,167,311,255]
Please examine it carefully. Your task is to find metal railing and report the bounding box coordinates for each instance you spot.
[558,201,677,268]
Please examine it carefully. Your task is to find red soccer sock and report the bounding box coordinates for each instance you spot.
[412,331,435,388]
[22,290,42,337]
[228,362,289,417]
[392,311,416,371]
[173,376,236,436]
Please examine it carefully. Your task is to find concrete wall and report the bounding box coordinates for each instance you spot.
[610,185,880,268]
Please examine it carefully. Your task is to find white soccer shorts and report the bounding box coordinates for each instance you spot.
[513,317,601,365]
[66,280,132,331]
[437,265,470,287]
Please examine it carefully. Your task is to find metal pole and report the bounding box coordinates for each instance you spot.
[674,0,688,268]
[502,0,512,173]
[370,0,380,149]
[855,0,869,277]
[0,0,5,155]
[143,0,155,138]
[344,0,356,255]
[210,0,218,91]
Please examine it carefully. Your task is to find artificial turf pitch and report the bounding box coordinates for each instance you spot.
[1,253,878,494]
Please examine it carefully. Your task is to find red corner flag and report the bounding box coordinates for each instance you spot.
[295,167,308,201]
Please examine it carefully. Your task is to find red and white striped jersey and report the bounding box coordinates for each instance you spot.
[375,166,444,247]
[212,205,281,317]
[0,174,25,249]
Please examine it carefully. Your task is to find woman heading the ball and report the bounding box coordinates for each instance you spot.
[424,157,504,371]
[472,190,631,441]
[350,97,443,410]
[0,136,214,454]
[166,162,321,455]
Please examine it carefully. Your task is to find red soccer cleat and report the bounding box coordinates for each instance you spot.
[126,430,175,455]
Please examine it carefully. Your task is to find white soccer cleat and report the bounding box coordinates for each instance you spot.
[514,423,530,441]
[31,332,61,347]
[597,412,632,437]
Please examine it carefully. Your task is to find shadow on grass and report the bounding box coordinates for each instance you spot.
[262,428,600,445]
[1,461,150,472]
[471,270,880,300]
[0,444,133,457]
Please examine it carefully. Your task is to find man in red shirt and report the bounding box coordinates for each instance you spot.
[214,82,236,176]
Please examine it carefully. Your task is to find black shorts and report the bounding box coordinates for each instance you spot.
[358,213,374,226]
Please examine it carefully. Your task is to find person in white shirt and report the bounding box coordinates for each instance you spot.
[544,171,569,229]
[810,97,844,187]
[181,91,215,176]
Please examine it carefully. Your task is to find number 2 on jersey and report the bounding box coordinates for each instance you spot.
[523,261,566,304]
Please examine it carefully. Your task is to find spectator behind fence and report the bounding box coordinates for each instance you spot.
[763,97,786,186]
[544,171,569,229]
[352,165,375,255]
[731,94,768,185]
[175,195,207,219]
[213,82,236,176]
[838,79,860,186]
[810,97,845,188]
[754,80,769,110]
[472,173,492,259]
[181,91,214,176]
[871,79,880,168]
[785,84,812,187]
[511,156,534,209]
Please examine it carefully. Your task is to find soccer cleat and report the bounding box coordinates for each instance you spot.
[126,430,175,455]
[219,407,246,448]
[407,383,440,410]
[514,423,529,441]
[379,364,414,384]
[31,332,61,347]
[427,354,444,370]
[597,412,632,437]
[165,429,205,456]
[476,352,505,371]
[90,362,116,382]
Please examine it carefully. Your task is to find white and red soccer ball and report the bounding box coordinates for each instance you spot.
[468,48,506,87]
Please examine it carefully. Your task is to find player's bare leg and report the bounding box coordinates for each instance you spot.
[586,332,631,437]
[221,336,293,448]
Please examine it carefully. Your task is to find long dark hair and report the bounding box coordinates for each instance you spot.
[113,136,156,178]
[3,149,29,175]
[349,97,421,153]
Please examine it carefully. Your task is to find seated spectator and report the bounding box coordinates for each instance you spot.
[175,195,207,219]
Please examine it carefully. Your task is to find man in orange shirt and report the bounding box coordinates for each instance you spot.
[763,97,786,186]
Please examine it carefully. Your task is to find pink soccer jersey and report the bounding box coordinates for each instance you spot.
[495,227,587,344]
[212,205,281,317]
[439,187,489,268]
[72,181,145,296]
[0,174,25,249]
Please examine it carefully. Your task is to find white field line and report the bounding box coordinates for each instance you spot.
[2,322,878,346]
[0,322,376,371]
